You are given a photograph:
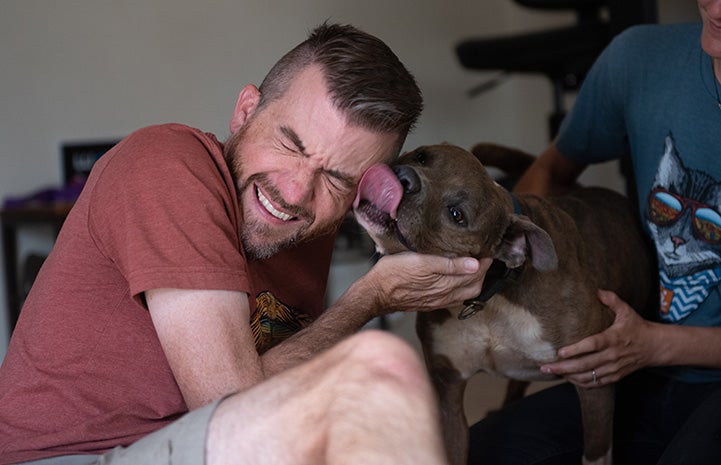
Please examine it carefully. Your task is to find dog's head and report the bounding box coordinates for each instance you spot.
[353,144,557,271]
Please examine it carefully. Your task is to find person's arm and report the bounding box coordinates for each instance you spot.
[541,290,721,388]
[147,252,490,409]
[261,253,490,373]
[513,142,587,196]
[146,288,259,410]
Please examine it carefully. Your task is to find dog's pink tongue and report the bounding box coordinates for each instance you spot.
[353,164,403,219]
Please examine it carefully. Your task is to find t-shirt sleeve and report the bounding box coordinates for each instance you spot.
[86,125,248,299]
[555,26,646,163]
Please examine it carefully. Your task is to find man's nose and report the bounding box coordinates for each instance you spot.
[282,167,316,206]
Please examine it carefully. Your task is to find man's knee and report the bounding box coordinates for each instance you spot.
[339,330,430,390]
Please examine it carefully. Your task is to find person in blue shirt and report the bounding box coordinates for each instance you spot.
[468,1,721,464]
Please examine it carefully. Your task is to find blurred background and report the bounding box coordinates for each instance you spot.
[0,0,699,377]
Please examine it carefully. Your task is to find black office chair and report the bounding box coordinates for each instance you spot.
[456,0,657,139]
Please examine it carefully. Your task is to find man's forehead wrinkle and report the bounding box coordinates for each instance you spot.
[279,124,355,186]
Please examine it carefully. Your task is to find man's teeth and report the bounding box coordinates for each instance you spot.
[257,188,293,221]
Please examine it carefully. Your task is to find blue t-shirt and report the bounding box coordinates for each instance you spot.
[557,23,721,383]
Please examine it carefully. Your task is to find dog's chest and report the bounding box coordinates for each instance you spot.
[426,295,559,381]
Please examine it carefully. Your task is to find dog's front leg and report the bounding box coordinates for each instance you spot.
[417,312,472,465]
[416,310,468,465]
[576,384,615,465]
[429,366,469,465]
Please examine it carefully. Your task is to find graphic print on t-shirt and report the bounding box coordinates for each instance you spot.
[250,291,313,353]
[646,134,721,322]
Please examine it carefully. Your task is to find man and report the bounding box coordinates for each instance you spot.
[0,23,488,464]
[468,1,721,463]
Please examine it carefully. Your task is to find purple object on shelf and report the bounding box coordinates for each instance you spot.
[2,181,85,210]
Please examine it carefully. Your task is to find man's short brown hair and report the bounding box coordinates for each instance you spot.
[258,22,423,145]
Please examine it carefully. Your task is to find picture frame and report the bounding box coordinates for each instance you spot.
[61,140,120,185]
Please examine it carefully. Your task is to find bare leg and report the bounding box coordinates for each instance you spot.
[206,330,449,465]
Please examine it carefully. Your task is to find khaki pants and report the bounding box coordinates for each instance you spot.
[18,399,221,465]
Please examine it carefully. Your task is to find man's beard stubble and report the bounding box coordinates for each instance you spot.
[223,130,340,261]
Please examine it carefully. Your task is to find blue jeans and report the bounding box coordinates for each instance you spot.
[467,370,721,464]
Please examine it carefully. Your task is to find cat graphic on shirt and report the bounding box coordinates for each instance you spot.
[646,134,721,321]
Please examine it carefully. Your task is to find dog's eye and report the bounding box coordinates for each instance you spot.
[449,207,467,226]
[415,151,427,165]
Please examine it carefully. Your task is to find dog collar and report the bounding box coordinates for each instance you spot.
[458,192,524,320]
[458,260,524,320]
[510,192,523,215]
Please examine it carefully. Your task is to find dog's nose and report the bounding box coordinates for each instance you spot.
[393,166,421,195]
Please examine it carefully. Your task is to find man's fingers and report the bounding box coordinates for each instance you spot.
[444,256,486,275]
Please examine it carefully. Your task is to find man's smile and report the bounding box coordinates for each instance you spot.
[256,186,296,222]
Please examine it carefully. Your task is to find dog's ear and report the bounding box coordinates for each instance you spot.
[496,215,558,271]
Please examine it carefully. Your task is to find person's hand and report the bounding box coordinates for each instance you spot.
[540,290,655,388]
[364,252,491,314]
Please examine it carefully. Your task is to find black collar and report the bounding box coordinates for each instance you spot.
[458,259,524,320]
[510,192,523,215]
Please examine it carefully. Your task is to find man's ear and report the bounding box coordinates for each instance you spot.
[230,85,261,133]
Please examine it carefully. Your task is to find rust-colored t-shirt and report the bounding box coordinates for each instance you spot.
[0,124,333,463]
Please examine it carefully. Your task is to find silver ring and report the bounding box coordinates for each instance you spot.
[592,369,598,384]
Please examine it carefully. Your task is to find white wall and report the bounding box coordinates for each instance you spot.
[0,0,700,359]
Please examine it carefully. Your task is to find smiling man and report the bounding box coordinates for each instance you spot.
[0,23,488,465]
[226,64,400,261]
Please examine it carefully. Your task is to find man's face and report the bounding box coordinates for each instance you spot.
[225,65,400,260]
[700,0,721,58]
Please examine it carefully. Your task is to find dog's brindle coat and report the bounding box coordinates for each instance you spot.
[353,144,654,465]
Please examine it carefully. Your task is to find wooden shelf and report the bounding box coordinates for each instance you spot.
[1,205,72,332]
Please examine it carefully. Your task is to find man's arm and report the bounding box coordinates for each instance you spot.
[147,288,261,410]
[147,253,489,410]
[513,142,587,196]
[261,253,490,374]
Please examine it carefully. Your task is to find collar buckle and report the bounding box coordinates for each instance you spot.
[458,259,523,320]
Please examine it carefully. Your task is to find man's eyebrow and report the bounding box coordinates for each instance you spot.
[327,168,356,188]
[280,125,355,188]
[280,125,307,154]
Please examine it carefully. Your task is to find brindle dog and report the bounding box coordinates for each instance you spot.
[353,143,654,465]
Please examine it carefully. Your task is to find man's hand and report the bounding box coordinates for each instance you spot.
[363,252,491,314]
[540,290,654,388]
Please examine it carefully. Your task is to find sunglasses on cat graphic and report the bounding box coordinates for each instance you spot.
[648,188,721,244]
